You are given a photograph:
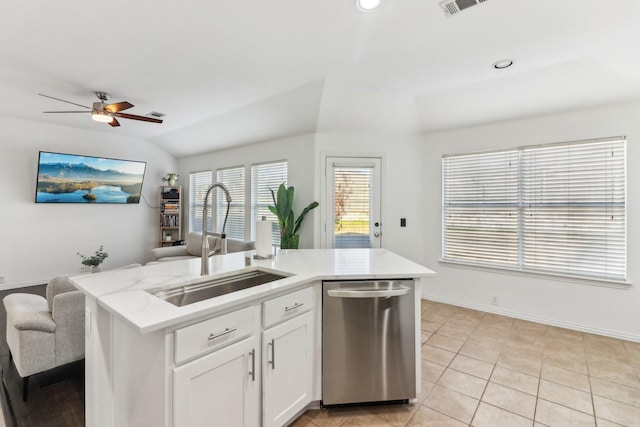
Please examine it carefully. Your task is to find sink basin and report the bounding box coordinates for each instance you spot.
[148,270,288,307]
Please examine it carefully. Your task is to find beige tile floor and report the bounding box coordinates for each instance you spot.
[291,300,640,427]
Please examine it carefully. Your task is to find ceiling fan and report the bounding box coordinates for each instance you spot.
[38,91,163,127]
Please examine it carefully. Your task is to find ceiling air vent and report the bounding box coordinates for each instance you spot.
[439,0,487,17]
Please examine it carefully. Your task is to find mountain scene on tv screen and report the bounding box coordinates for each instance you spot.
[36,161,144,203]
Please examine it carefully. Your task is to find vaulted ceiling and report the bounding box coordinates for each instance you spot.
[2,0,639,157]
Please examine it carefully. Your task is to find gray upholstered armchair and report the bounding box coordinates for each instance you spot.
[150,232,255,262]
[3,275,85,401]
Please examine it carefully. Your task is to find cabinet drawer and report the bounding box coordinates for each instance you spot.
[175,306,255,364]
[263,287,313,328]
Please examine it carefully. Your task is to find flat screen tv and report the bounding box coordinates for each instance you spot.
[35,151,147,204]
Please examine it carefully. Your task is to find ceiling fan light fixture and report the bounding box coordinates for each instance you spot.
[92,111,114,123]
[357,0,381,11]
[39,92,163,126]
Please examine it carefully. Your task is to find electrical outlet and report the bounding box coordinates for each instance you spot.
[491,295,498,305]
[0,276,5,284]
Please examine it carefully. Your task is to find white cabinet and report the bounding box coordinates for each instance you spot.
[262,288,314,427]
[263,311,313,427]
[172,305,260,427]
[263,286,314,328]
[173,335,260,427]
[174,305,256,364]
[171,285,315,427]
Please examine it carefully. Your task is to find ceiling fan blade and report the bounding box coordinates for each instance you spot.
[104,101,134,113]
[38,93,91,109]
[43,110,91,113]
[109,118,121,127]
[114,112,163,124]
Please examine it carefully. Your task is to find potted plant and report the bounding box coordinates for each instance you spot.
[77,245,109,273]
[269,183,319,249]
[162,173,179,186]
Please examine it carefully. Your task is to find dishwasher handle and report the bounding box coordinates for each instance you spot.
[326,286,410,298]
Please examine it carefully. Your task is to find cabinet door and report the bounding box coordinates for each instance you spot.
[173,336,259,427]
[263,311,313,427]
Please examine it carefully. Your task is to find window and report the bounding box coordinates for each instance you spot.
[442,137,626,281]
[189,171,213,233]
[251,161,287,244]
[216,166,245,240]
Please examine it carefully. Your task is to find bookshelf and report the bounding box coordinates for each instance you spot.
[160,186,182,247]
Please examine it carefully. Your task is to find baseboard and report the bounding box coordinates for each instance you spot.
[422,293,640,344]
[0,280,47,292]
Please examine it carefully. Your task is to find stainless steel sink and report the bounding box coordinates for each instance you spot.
[148,270,288,307]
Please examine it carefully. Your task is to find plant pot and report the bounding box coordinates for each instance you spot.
[91,265,102,274]
[168,179,176,186]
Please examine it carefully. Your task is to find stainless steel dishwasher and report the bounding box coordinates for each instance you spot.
[322,279,416,406]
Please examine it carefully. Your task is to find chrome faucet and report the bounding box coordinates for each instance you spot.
[201,182,232,275]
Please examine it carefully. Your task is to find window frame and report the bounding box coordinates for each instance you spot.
[215,165,246,240]
[250,160,288,245]
[188,170,213,234]
[441,136,627,285]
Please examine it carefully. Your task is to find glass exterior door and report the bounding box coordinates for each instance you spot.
[325,157,381,249]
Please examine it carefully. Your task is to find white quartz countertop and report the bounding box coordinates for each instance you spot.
[70,248,436,334]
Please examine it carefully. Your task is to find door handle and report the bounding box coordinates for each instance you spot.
[248,349,256,381]
[208,327,237,341]
[267,339,275,370]
[285,302,304,312]
[327,286,410,298]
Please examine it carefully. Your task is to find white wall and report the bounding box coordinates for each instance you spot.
[314,133,425,264]
[180,133,425,262]
[177,132,427,266]
[421,101,640,342]
[0,116,177,288]
[178,134,317,247]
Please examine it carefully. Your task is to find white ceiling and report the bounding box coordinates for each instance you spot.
[2,0,640,157]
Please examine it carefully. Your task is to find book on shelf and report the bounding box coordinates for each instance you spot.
[160,215,179,227]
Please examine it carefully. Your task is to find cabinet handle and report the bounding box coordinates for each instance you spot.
[267,339,275,370]
[248,349,256,381]
[285,302,304,312]
[208,327,237,341]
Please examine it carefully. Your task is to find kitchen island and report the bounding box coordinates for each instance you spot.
[71,248,436,427]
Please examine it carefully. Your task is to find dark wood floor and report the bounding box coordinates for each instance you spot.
[0,285,85,427]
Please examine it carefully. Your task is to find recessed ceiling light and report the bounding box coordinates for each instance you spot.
[357,0,381,11]
[493,59,514,69]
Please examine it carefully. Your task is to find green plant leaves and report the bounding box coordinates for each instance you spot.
[268,183,318,249]
[293,201,319,236]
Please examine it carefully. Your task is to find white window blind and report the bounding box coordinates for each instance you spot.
[216,166,245,240]
[251,161,287,244]
[442,137,626,281]
[520,139,626,279]
[333,165,373,248]
[189,171,213,234]
[442,150,520,266]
